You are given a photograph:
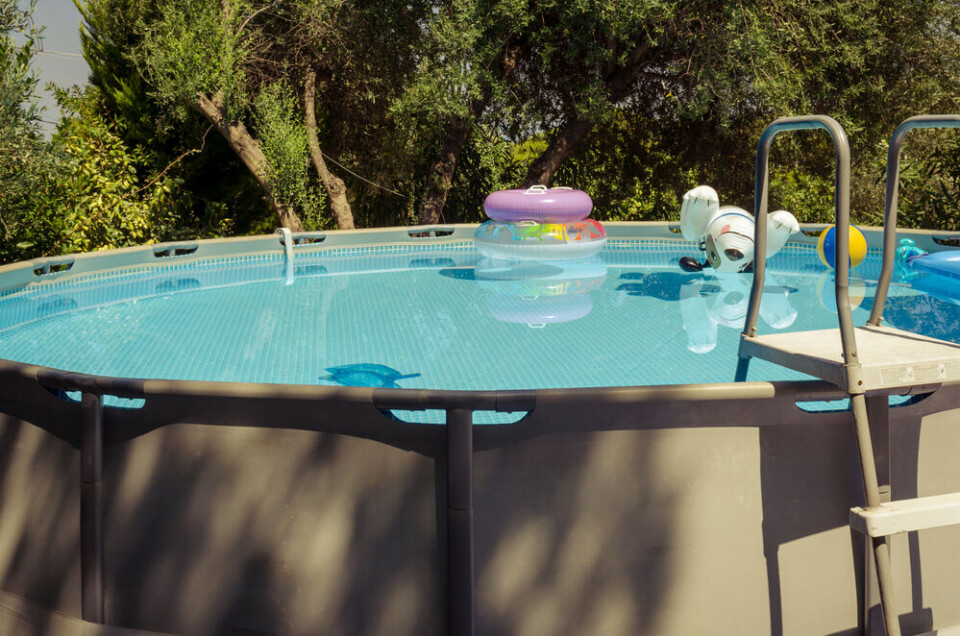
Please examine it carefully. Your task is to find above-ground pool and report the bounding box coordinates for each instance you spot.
[3,223,960,636]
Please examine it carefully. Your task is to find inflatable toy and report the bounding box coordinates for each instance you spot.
[703,207,756,273]
[678,185,799,273]
[895,244,960,304]
[817,225,867,269]
[475,186,606,260]
[905,246,960,280]
[474,218,606,260]
[483,185,593,223]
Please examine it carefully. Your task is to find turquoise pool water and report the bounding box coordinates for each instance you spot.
[0,239,956,394]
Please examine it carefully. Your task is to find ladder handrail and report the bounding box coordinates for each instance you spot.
[868,115,960,327]
[741,116,858,369]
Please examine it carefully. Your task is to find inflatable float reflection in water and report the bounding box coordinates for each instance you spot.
[476,256,607,327]
[474,186,606,260]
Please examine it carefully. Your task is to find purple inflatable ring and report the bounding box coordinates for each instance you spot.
[484,186,593,223]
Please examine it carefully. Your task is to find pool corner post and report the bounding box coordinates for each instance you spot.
[446,407,474,636]
[80,392,104,624]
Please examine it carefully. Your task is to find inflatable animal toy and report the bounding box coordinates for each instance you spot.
[678,185,799,273]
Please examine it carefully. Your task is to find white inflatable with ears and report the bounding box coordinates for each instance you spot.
[680,185,720,242]
[679,185,799,273]
[767,209,801,256]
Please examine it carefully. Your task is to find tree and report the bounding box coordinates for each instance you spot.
[46,86,197,254]
[83,0,960,233]
[0,0,63,258]
[388,0,528,224]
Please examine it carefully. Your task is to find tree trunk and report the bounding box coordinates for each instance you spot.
[195,92,303,231]
[522,41,653,188]
[304,70,355,230]
[521,118,595,187]
[418,119,470,225]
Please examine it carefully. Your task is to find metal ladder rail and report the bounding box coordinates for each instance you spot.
[734,115,903,636]
[737,115,858,376]
[868,115,960,328]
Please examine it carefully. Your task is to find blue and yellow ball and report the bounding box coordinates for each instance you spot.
[817,225,867,269]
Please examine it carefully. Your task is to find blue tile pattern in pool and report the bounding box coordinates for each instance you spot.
[1,238,958,409]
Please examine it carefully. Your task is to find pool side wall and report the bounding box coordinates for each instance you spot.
[2,372,960,635]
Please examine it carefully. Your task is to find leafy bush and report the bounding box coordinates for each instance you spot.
[253,81,327,230]
[42,87,195,254]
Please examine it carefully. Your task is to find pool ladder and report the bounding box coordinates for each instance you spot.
[735,115,960,636]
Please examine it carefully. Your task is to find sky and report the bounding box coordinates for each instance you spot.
[26,0,91,136]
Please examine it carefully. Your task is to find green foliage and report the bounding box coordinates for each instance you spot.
[881,137,960,231]
[80,0,274,238]
[444,126,523,224]
[0,0,66,261]
[134,0,250,118]
[253,80,327,229]
[549,113,700,222]
[768,169,836,225]
[50,0,960,247]
[48,87,195,253]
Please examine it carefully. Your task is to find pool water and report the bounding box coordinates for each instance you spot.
[0,239,956,393]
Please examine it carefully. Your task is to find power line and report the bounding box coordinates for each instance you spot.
[31,48,86,61]
[321,152,413,200]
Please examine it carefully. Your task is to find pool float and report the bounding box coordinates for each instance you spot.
[474,186,606,260]
[483,185,593,223]
[678,185,798,273]
[895,241,960,304]
[474,218,606,260]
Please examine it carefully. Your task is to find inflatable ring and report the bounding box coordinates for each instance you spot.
[474,218,606,260]
[483,186,593,223]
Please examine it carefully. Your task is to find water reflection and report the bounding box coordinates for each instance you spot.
[617,271,798,354]
[474,257,607,327]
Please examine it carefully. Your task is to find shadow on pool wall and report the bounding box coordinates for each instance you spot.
[3,368,960,635]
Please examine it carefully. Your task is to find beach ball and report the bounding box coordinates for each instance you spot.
[817,225,867,269]
[816,272,866,312]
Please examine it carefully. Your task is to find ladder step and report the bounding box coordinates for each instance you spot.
[850,492,960,537]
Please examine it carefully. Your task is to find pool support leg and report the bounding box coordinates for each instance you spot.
[81,392,104,623]
[446,408,474,636]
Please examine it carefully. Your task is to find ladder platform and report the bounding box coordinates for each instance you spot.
[740,324,960,392]
[850,492,960,537]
